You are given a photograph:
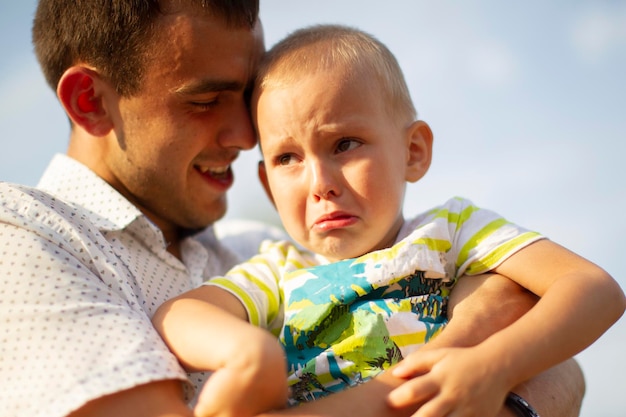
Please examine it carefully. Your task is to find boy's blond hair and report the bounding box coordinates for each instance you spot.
[255,24,417,125]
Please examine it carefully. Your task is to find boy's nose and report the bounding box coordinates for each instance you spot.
[310,160,339,200]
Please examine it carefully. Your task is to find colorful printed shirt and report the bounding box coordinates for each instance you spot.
[206,197,544,403]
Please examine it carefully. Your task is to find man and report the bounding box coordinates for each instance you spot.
[0,1,583,416]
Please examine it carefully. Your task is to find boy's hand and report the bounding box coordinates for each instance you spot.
[194,329,288,417]
[386,346,510,417]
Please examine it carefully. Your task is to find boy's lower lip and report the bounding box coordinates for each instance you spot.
[313,215,358,231]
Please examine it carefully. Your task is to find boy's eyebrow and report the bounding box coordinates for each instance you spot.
[175,79,244,95]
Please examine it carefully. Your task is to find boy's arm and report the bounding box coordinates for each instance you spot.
[423,272,587,416]
[480,240,623,388]
[424,272,538,351]
[487,239,624,388]
[153,286,288,417]
[386,239,624,416]
[153,285,257,371]
[412,271,587,416]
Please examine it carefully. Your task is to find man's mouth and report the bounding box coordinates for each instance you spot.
[196,165,231,179]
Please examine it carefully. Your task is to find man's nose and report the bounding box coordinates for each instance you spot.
[218,99,256,151]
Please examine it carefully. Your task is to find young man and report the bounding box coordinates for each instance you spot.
[0,1,585,417]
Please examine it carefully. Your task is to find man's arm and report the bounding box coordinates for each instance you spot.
[510,358,585,417]
[65,375,411,417]
[67,380,193,417]
[426,272,538,350]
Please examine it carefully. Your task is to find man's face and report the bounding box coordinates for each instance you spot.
[255,69,411,261]
[99,9,263,239]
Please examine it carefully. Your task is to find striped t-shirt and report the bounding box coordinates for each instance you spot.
[205,197,543,403]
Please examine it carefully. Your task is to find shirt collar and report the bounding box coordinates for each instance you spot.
[36,154,240,275]
[37,154,143,232]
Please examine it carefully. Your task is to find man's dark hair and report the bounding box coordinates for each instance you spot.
[32,0,259,96]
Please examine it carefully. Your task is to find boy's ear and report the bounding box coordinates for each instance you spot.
[57,66,114,137]
[257,161,276,207]
[405,120,433,183]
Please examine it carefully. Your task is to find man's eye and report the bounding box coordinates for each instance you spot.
[189,94,221,110]
[336,138,360,153]
[191,100,218,110]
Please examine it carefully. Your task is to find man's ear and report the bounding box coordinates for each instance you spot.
[405,120,433,183]
[257,161,276,207]
[57,66,114,137]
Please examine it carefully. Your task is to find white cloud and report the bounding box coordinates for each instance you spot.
[570,5,626,63]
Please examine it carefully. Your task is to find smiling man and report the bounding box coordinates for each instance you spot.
[0,1,587,417]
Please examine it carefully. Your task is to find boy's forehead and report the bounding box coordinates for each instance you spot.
[256,71,391,130]
[259,56,358,93]
[255,71,409,140]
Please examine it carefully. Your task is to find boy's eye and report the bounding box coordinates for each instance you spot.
[277,154,296,166]
[336,138,360,153]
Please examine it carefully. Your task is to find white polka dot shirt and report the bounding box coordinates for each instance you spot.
[0,154,242,417]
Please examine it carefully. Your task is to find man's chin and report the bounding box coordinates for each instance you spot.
[181,208,227,237]
[179,227,206,239]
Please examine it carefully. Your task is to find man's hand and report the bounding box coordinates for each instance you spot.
[423,273,538,351]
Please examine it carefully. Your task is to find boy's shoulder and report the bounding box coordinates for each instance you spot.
[401,197,478,236]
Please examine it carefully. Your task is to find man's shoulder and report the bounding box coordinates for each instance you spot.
[1,180,79,212]
[0,181,105,246]
[1,180,50,196]
[0,181,70,216]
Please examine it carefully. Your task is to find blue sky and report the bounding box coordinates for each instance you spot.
[1,1,625,415]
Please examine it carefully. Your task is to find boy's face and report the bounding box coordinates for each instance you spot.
[255,69,431,261]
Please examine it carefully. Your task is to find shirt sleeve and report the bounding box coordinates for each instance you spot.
[439,197,545,277]
[204,240,299,333]
[0,222,189,417]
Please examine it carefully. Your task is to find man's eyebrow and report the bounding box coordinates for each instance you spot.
[175,80,244,95]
